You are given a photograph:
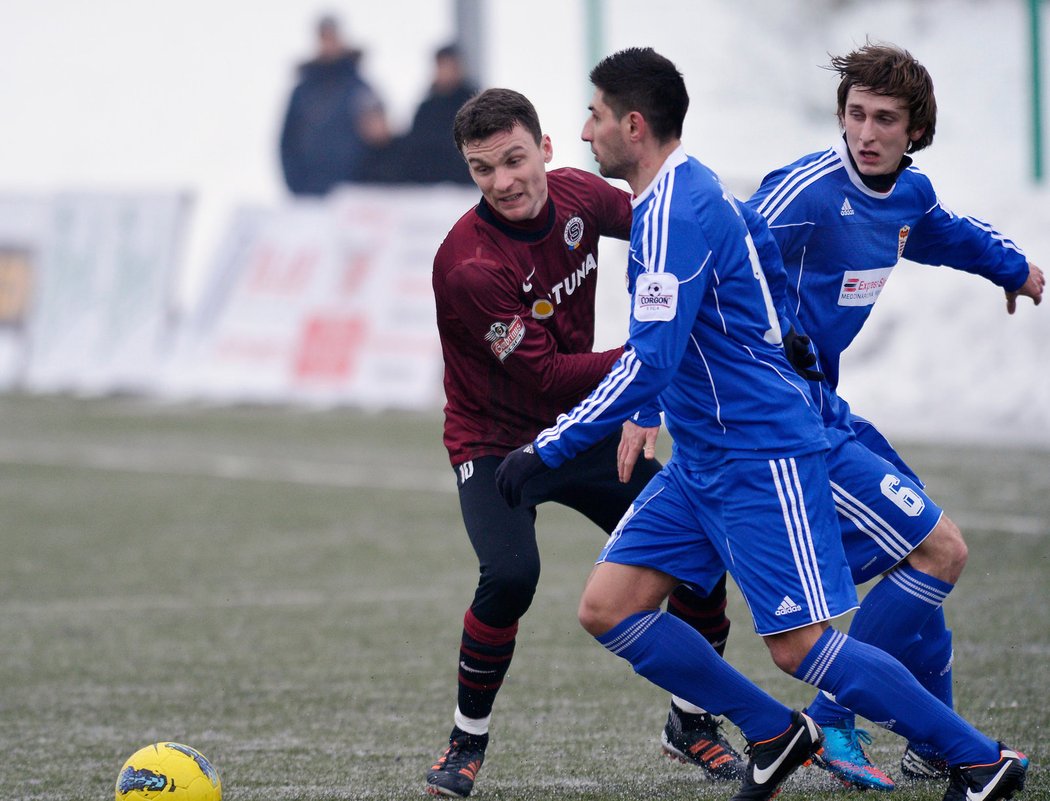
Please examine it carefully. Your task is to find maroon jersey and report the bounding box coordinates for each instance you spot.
[434,167,631,465]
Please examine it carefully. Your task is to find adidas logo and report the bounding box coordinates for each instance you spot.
[775,596,802,616]
[840,198,854,216]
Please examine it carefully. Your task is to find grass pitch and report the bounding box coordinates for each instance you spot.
[0,395,1046,800]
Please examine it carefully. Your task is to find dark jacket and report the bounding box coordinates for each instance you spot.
[279,52,382,195]
[398,82,477,184]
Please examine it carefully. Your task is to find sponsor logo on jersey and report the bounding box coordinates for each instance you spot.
[549,251,598,305]
[531,298,554,319]
[633,273,679,322]
[775,596,803,616]
[897,225,911,259]
[485,316,526,361]
[838,267,894,307]
[840,198,855,216]
[564,216,584,250]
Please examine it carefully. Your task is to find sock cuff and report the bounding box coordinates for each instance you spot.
[796,627,848,686]
[464,608,519,645]
[454,706,492,735]
[886,563,953,606]
[596,610,662,656]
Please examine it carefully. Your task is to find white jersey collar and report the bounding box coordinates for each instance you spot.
[833,139,897,199]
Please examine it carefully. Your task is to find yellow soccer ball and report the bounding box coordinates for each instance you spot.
[115,742,222,800]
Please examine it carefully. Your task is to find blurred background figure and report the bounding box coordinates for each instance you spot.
[278,13,392,195]
[397,44,478,184]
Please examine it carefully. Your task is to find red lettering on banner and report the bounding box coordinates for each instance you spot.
[339,253,372,296]
[294,315,367,379]
[247,245,318,294]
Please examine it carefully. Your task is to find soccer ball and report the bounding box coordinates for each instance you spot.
[115,742,222,800]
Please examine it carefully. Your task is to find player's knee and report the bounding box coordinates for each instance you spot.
[483,566,541,619]
[910,515,967,582]
[763,624,825,676]
[578,591,619,637]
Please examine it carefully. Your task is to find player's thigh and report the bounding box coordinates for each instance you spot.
[456,456,540,573]
[826,437,943,585]
[717,454,857,635]
[849,413,923,485]
[537,430,661,533]
[596,465,725,598]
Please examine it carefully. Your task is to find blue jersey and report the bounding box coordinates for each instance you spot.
[534,147,827,470]
[748,139,1029,398]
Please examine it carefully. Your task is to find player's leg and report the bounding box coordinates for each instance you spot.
[808,436,960,786]
[724,453,1025,799]
[579,463,823,799]
[548,432,742,778]
[426,456,542,798]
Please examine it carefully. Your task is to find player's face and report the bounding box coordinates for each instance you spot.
[462,124,553,222]
[841,86,925,176]
[582,89,630,180]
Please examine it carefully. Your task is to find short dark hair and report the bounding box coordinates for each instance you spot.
[589,47,688,142]
[453,88,542,151]
[828,41,937,152]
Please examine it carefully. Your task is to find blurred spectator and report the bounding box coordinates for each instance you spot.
[398,44,478,184]
[279,14,392,195]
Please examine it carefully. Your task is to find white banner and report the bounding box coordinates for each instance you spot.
[0,195,52,389]
[165,185,477,409]
[23,192,191,394]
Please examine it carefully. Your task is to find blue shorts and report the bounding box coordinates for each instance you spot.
[827,432,943,585]
[598,452,858,635]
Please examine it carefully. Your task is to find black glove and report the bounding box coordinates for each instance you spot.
[782,326,825,382]
[495,443,550,508]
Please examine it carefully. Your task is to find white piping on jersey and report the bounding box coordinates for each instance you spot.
[886,565,949,607]
[770,457,831,622]
[689,332,726,434]
[639,168,676,275]
[961,214,1024,255]
[743,346,816,406]
[754,148,840,224]
[800,628,848,686]
[830,481,913,563]
[536,348,643,448]
[711,270,728,333]
[601,609,663,656]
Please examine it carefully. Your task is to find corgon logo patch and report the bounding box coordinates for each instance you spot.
[633,274,679,322]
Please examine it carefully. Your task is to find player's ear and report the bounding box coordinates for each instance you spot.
[625,110,645,143]
[909,126,926,144]
[541,134,553,164]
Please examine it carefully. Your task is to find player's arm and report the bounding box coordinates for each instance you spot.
[444,258,622,400]
[904,196,1039,312]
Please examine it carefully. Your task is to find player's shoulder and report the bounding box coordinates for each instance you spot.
[549,166,625,200]
[897,162,937,199]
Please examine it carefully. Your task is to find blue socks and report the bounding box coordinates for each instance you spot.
[806,564,953,725]
[797,627,997,766]
[597,610,793,742]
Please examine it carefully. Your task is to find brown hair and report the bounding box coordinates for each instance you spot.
[452,88,542,152]
[828,41,937,152]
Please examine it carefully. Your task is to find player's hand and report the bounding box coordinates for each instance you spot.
[495,443,550,507]
[782,326,825,382]
[618,420,659,483]
[1006,262,1044,314]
